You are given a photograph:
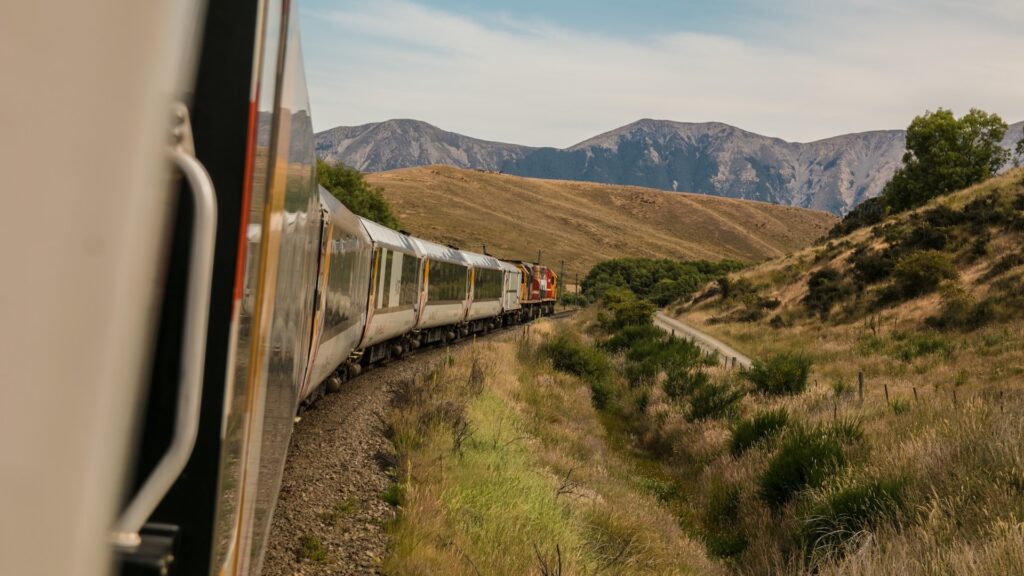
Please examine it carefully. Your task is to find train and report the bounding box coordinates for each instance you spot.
[297,193,558,409]
[0,1,560,575]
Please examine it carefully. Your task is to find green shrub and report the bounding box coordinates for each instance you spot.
[759,423,859,508]
[743,353,812,396]
[687,378,745,422]
[624,337,709,387]
[703,481,748,558]
[889,331,953,361]
[718,276,757,301]
[828,195,887,237]
[599,288,656,331]
[729,408,789,456]
[926,284,994,331]
[589,380,613,410]
[601,324,664,352]
[901,224,950,251]
[889,250,958,299]
[663,366,710,401]
[542,331,611,380]
[558,291,589,307]
[805,267,852,319]
[800,476,906,556]
[849,247,896,285]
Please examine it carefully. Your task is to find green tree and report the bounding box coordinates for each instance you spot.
[884,108,1009,212]
[316,159,400,229]
[830,108,1009,236]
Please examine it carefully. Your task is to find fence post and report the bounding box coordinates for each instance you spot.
[858,371,864,404]
[883,383,890,404]
[913,387,919,403]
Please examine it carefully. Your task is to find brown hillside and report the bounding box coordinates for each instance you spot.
[365,166,836,276]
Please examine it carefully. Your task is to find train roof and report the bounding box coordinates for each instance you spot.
[497,260,520,273]
[459,250,503,271]
[357,216,418,254]
[410,237,467,266]
[319,186,371,242]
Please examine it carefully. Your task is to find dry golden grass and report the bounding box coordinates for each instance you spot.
[366,165,836,274]
[383,327,724,575]
[657,169,1024,574]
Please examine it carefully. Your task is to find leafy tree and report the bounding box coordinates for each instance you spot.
[316,159,400,229]
[830,108,1009,235]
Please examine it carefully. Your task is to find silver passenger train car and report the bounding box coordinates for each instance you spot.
[0,1,555,575]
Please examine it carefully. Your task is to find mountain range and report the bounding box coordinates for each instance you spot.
[315,118,1024,215]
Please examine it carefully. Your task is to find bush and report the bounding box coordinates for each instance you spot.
[759,423,857,508]
[804,267,851,319]
[849,247,896,285]
[539,331,613,407]
[743,353,812,396]
[663,366,710,400]
[601,324,664,352]
[729,408,789,456]
[926,284,994,331]
[703,481,748,557]
[829,195,887,237]
[889,331,953,361]
[889,250,958,299]
[687,378,745,422]
[558,291,589,307]
[600,289,656,331]
[800,476,906,557]
[625,337,709,387]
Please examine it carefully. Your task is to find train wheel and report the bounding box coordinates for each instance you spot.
[327,373,343,393]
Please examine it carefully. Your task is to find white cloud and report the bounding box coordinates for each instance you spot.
[301,0,1024,147]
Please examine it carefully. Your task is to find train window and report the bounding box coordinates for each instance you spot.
[322,233,360,340]
[398,252,419,306]
[473,268,503,300]
[379,249,394,308]
[428,260,468,303]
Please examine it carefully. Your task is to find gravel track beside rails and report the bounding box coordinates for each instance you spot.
[262,350,442,575]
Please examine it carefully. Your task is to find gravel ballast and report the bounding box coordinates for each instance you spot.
[262,349,447,575]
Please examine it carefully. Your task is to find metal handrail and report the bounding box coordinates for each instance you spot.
[111,144,217,550]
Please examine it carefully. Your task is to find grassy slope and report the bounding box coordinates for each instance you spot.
[383,325,725,576]
[667,169,1024,574]
[366,166,836,275]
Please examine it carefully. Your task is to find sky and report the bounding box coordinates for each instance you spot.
[300,0,1024,148]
